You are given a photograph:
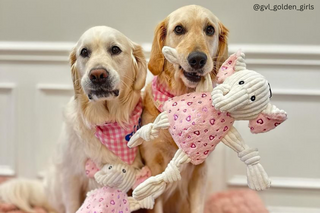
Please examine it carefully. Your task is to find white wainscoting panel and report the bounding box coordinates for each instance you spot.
[34,84,73,175]
[0,83,16,176]
[0,42,320,211]
[0,44,73,177]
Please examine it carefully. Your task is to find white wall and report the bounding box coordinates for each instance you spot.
[1,0,320,45]
[1,1,320,212]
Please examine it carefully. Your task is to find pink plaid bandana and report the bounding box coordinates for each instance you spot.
[95,100,142,164]
[151,76,174,112]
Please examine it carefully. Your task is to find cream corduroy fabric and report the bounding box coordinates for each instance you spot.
[221,127,271,190]
[212,71,270,120]
[92,164,155,211]
[94,164,136,192]
[132,149,191,201]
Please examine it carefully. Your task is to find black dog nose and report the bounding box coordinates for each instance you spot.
[89,69,108,84]
[187,51,207,69]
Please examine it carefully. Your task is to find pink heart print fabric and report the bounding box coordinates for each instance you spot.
[85,159,100,178]
[163,92,235,165]
[76,187,130,213]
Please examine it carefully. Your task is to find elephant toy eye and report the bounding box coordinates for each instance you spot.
[108,166,112,170]
[251,96,256,101]
[122,169,126,173]
[268,83,273,98]
[239,81,245,85]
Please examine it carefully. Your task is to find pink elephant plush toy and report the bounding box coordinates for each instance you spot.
[128,48,287,201]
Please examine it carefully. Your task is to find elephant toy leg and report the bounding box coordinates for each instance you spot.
[133,149,191,200]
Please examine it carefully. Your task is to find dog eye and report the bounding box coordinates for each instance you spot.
[174,25,185,35]
[205,26,215,36]
[239,81,245,85]
[111,46,122,55]
[80,48,90,58]
[251,96,256,101]
[122,169,126,173]
[108,166,112,170]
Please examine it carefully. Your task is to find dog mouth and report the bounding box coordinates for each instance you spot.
[180,66,202,83]
[88,89,120,101]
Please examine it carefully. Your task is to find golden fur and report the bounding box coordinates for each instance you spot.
[139,5,229,213]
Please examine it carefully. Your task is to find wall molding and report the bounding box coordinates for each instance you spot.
[37,83,73,91]
[272,89,320,97]
[268,206,320,213]
[0,166,15,176]
[0,42,73,62]
[0,83,16,89]
[228,175,320,190]
[1,42,320,65]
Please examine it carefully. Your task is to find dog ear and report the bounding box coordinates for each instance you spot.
[70,47,77,66]
[213,22,229,77]
[148,19,167,76]
[132,43,147,91]
[70,47,81,98]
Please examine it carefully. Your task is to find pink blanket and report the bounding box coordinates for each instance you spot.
[1,177,268,213]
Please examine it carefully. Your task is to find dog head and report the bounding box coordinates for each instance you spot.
[148,5,228,91]
[70,26,146,102]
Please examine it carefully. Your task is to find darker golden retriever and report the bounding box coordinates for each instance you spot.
[139,5,229,213]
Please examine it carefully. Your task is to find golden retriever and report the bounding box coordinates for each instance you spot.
[0,26,147,213]
[139,5,229,213]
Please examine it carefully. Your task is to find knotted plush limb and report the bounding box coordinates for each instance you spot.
[128,196,155,211]
[221,126,271,191]
[132,149,191,200]
[128,111,169,148]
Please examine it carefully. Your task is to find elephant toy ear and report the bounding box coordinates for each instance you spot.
[216,49,246,84]
[249,103,288,134]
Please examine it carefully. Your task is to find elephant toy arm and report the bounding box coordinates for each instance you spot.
[128,111,170,148]
[128,196,155,211]
[221,126,271,191]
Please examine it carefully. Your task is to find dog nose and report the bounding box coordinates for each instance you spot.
[89,69,108,84]
[188,52,207,69]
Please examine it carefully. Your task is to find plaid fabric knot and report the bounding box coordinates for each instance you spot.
[151,76,174,112]
[95,100,142,164]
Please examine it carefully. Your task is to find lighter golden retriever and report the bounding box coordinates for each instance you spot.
[0,26,147,213]
[139,5,229,213]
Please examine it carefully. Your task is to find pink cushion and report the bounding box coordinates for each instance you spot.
[205,190,269,213]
